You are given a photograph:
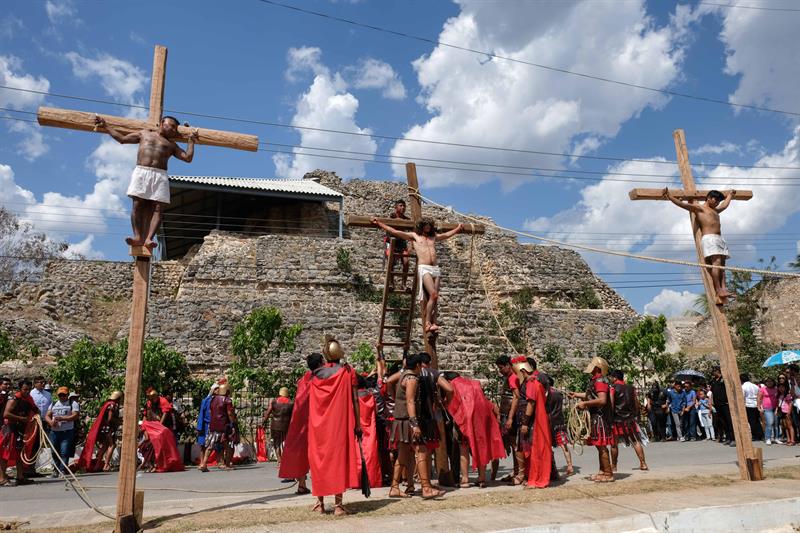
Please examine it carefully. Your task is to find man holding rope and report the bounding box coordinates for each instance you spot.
[0,379,38,486]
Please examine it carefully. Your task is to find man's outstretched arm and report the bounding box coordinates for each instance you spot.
[435,223,464,241]
[94,116,140,144]
[174,129,198,163]
[372,218,416,241]
[716,190,735,212]
[662,188,702,213]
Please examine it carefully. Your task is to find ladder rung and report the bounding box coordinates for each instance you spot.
[389,288,413,294]
[386,307,411,313]
[381,342,407,347]
[382,324,408,330]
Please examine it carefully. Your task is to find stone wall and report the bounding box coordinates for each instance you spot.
[0,172,640,378]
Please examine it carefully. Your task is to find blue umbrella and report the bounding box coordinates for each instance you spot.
[762,350,800,367]
[673,369,705,380]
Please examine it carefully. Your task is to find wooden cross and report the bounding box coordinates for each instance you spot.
[629,129,762,481]
[346,162,485,365]
[36,45,260,532]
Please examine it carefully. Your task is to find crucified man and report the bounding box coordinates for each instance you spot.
[662,188,735,304]
[94,115,198,251]
[372,217,463,332]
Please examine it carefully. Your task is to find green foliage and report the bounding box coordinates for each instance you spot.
[597,315,670,389]
[790,254,800,271]
[351,273,382,303]
[229,306,304,392]
[0,327,17,363]
[48,338,193,414]
[540,344,587,392]
[574,284,602,310]
[349,342,376,373]
[336,248,352,273]
[688,293,709,317]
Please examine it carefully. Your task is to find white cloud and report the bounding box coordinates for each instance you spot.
[389,0,693,188]
[0,55,50,110]
[348,58,406,100]
[45,0,78,25]
[691,141,741,156]
[0,15,24,39]
[65,51,147,104]
[644,289,699,317]
[275,48,377,179]
[64,235,103,259]
[7,121,49,161]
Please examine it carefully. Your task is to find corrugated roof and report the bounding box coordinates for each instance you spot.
[169,175,343,199]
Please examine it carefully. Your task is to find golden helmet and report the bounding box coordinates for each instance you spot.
[322,335,344,362]
[278,387,290,398]
[583,356,609,376]
[218,383,231,396]
[109,391,123,402]
[511,356,533,375]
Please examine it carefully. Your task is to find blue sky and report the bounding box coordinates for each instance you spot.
[1,0,799,316]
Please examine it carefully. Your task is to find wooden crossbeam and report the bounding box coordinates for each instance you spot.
[346,215,485,234]
[628,188,753,201]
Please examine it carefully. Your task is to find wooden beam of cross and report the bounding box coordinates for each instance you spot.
[628,129,762,481]
[37,45,259,152]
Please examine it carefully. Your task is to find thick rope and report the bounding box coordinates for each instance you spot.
[419,194,800,279]
[565,397,590,456]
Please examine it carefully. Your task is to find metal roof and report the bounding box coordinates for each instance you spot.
[169,175,343,201]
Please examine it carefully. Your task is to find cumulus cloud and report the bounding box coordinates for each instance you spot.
[64,235,104,259]
[65,51,147,104]
[644,289,699,317]
[348,58,406,100]
[389,0,694,188]
[7,121,49,161]
[45,0,78,25]
[274,47,377,179]
[691,142,741,156]
[0,55,49,110]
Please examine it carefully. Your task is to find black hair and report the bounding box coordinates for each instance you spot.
[740,373,750,383]
[706,190,724,202]
[19,379,32,389]
[405,353,423,369]
[364,374,378,389]
[442,371,460,381]
[712,366,721,372]
[495,355,511,366]
[162,115,180,126]
[540,374,553,388]
[307,352,324,371]
[526,357,537,370]
[611,369,624,381]
[33,376,45,382]
[394,199,406,206]
[0,376,9,383]
[418,352,432,365]
[415,218,437,235]
[356,374,368,389]
[673,380,682,386]
[387,361,402,376]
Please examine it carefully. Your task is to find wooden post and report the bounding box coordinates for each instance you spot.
[148,46,167,126]
[405,162,423,222]
[672,129,762,481]
[115,254,151,532]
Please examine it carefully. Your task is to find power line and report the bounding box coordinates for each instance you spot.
[3,86,800,171]
[255,0,800,117]
[694,1,800,13]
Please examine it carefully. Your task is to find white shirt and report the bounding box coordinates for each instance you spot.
[30,388,52,417]
[741,382,759,408]
[48,400,80,432]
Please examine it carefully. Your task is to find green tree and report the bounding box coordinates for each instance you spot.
[789,254,800,271]
[228,306,303,392]
[540,344,586,392]
[0,327,17,363]
[597,315,670,389]
[349,342,376,373]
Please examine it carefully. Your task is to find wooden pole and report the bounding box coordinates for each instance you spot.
[673,129,762,481]
[406,163,423,222]
[115,254,151,532]
[148,46,167,126]
[629,188,753,202]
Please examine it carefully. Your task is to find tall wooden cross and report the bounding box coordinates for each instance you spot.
[629,129,762,481]
[36,45,260,532]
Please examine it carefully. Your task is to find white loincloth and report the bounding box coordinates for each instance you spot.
[701,234,730,259]
[417,264,441,301]
[127,165,170,204]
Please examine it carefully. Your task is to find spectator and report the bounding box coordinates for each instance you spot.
[758,377,779,445]
[46,387,80,477]
[30,376,52,428]
[776,381,795,446]
[709,367,734,444]
[665,380,686,441]
[741,374,763,441]
[695,389,714,441]
[645,383,667,442]
[682,382,698,441]
[788,365,800,441]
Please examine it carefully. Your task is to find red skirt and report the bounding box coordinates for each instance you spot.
[612,420,642,446]
[552,426,570,447]
[587,415,615,447]
[0,429,19,462]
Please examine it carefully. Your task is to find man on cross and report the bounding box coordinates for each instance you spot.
[663,188,735,304]
[371,217,463,332]
[94,115,198,251]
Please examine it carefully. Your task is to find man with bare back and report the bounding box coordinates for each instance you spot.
[94,115,198,250]
[371,217,463,332]
[663,188,735,304]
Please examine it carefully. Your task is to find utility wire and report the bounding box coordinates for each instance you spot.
[255,0,800,117]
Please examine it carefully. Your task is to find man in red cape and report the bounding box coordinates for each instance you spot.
[513,356,552,488]
[278,352,324,494]
[448,374,506,488]
[308,337,361,516]
[357,376,382,488]
[77,391,122,472]
[1,379,38,486]
[140,420,184,472]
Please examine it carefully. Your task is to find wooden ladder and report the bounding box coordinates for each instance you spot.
[377,238,419,361]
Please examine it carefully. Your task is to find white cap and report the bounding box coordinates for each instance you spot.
[210,383,220,393]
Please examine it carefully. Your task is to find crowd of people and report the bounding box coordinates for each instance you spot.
[644,364,800,446]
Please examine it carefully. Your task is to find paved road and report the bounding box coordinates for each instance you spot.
[1,440,798,528]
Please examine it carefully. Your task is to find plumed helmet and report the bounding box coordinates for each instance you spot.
[583,356,609,376]
[322,334,344,362]
[109,390,123,402]
[511,355,533,375]
[218,383,231,396]
[278,387,290,398]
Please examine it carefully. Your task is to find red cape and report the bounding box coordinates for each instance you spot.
[77,400,114,472]
[256,426,269,462]
[307,366,360,496]
[2,394,38,466]
[278,372,311,479]
[447,377,507,470]
[357,392,382,488]
[524,378,552,488]
[141,421,184,472]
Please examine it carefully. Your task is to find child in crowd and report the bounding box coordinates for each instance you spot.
[695,390,714,441]
[776,382,795,446]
